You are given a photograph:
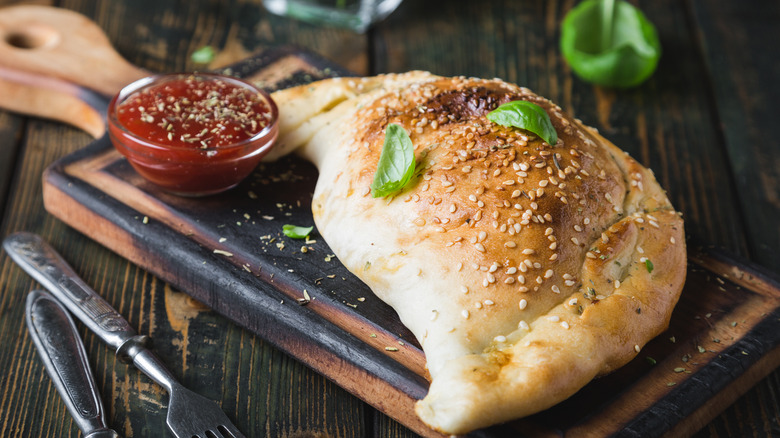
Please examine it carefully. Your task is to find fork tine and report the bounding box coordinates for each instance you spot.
[217,423,245,438]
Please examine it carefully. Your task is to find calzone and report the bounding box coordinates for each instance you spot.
[266,72,686,434]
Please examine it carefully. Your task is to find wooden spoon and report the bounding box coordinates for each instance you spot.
[0,5,147,137]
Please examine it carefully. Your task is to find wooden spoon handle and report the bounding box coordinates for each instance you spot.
[0,5,146,95]
[0,5,148,136]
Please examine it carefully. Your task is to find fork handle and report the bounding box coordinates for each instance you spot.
[131,349,181,394]
[3,232,149,363]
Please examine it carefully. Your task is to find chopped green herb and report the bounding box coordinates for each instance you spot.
[487,100,558,145]
[370,123,416,198]
[645,259,654,273]
[646,357,656,365]
[191,45,216,64]
[282,224,313,239]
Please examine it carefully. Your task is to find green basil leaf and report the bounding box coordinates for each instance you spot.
[282,224,313,239]
[191,46,216,64]
[370,123,416,198]
[487,101,558,145]
[560,0,661,88]
[645,259,654,273]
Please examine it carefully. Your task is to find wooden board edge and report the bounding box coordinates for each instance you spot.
[691,246,780,299]
[618,305,780,437]
[661,342,780,437]
[41,164,447,438]
[58,143,430,379]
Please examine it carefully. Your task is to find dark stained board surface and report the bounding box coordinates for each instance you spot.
[40,47,780,438]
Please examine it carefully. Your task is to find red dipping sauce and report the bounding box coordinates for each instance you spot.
[107,73,278,196]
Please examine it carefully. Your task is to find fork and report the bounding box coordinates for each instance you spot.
[4,232,246,438]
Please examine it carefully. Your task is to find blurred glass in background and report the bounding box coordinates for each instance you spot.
[263,0,403,33]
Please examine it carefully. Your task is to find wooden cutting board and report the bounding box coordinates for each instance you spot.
[4,5,780,438]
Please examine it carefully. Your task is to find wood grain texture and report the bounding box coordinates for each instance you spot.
[688,0,780,274]
[0,111,23,218]
[0,0,779,437]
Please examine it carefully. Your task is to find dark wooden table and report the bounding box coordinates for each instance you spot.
[1,0,778,437]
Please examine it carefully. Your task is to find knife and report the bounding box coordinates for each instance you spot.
[25,289,121,438]
[4,232,246,438]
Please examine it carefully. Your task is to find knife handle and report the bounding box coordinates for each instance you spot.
[25,290,121,438]
[4,232,149,363]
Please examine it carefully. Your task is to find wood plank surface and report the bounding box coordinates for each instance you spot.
[0,0,778,437]
[688,0,780,274]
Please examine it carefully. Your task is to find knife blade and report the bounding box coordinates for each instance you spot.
[25,289,121,438]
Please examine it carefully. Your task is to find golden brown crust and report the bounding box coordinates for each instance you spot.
[269,73,686,434]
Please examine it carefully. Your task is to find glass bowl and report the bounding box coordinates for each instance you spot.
[107,73,279,196]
